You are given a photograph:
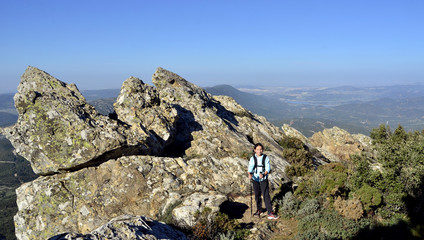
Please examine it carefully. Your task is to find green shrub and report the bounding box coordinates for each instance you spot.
[296,163,348,199]
[296,209,370,240]
[355,183,382,212]
[297,198,320,217]
[285,163,310,178]
[278,192,301,218]
[279,137,305,149]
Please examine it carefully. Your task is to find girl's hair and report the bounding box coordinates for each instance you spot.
[254,143,264,150]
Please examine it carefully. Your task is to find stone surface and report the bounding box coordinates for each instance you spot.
[152,67,287,158]
[114,76,179,148]
[14,153,289,239]
[49,215,187,240]
[6,67,292,239]
[1,67,156,175]
[309,126,372,161]
[172,192,227,227]
[281,124,309,144]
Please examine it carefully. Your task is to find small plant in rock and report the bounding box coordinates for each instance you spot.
[217,231,236,240]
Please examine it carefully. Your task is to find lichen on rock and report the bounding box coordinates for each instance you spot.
[6,66,292,239]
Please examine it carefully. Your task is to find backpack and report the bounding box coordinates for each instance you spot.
[252,154,267,174]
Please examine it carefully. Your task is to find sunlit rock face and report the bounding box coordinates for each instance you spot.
[4,66,291,239]
[2,67,158,175]
[309,126,372,161]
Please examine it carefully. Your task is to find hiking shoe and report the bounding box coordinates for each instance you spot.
[268,212,280,220]
[253,209,262,216]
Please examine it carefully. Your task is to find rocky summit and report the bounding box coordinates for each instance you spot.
[2,66,291,239]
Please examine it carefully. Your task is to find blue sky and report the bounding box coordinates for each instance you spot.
[1,0,423,93]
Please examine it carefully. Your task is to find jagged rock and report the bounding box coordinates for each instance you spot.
[1,67,157,175]
[49,215,187,240]
[281,124,309,144]
[8,67,291,239]
[309,126,372,161]
[14,153,288,239]
[114,76,179,148]
[172,192,227,227]
[152,67,287,158]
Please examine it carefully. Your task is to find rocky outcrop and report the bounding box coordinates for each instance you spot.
[151,67,287,158]
[281,124,309,144]
[1,67,159,175]
[49,215,187,240]
[114,76,179,148]
[309,126,372,161]
[5,66,290,239]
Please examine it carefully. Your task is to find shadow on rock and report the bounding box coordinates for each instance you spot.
[220,201,249,219]
[163,105,202,157]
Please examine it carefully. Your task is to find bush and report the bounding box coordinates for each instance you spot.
[334,196,363,220]
[297,198,320,217]
[355,183,382,212]
[279,137,305,149]
[297,209,369,240]
[295,163,348,199]
[285,163,310,178]
[191,208,249,240]
[278,192,301,218]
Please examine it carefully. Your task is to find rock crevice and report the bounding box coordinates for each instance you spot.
[4,66,290,239]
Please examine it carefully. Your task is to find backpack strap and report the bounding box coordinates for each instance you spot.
[253,155,257,174]
[253,154,267,174]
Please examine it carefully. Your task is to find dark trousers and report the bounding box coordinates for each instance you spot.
[252,179,273,214]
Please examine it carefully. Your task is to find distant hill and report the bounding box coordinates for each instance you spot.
[0,93,14,109]
[206,84,424,136]
[205,84,294,121]
[204,85,366,136]
[0,112,18,127]
[88,98,116,116]
[81,89,120,101]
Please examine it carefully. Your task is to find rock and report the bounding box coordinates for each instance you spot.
[1,67,155,175]
[114,76,179,148]
[49,215,187,240]
[172,192,227,227]
[309,126,372,161]
[7,67,291,239]
[14,156,185,239]
[152,67,287,158]
[281,124,309,144]
[14,153,289,239]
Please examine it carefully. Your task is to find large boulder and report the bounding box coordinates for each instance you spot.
[6,67,291,239]
[309,126,372,161]
[1,67,157,175]
[49,215,187,240]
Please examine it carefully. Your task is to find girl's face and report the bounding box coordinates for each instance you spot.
[254,146,263,156]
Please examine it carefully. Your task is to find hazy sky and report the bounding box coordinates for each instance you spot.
[1,0,423,93]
